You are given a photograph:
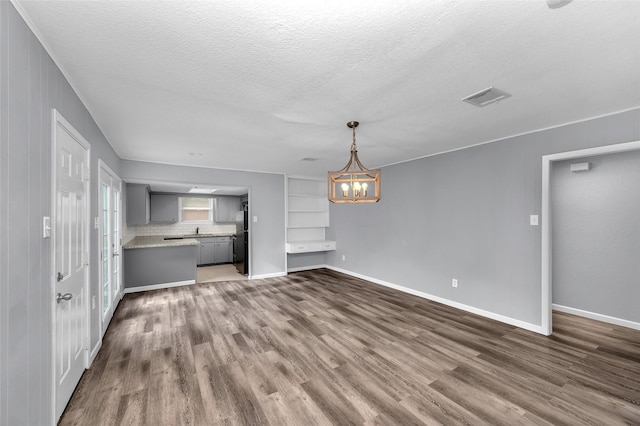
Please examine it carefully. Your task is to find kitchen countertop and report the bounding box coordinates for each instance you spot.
[182,233,235,238]
[123,234,236,249]
[123,236,200,250]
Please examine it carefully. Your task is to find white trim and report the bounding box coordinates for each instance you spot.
[88,340,102,366]
[250,271,287,280]
[51,110,92,424]
[378,107,640,170]
[322,265,546,334]
[541,140,640,336]
[124,279,196,293]
[553,304,640,331]
[122,157,286,176]
[287,264,326,273]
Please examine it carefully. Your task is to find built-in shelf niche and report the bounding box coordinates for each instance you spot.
[286,176,335,254]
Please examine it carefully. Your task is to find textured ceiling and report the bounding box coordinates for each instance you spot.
[14,0,640,177]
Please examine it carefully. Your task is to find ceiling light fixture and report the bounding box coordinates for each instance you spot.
[328,121,380,203]
[189,187,218,194]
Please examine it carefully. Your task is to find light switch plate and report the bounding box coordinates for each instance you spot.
[253,216,258,223]
[42,216,51,238]
[530,215,539,226]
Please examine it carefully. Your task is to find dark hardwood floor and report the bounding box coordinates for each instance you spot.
[60,269,640,425]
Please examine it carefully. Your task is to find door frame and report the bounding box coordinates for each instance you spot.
[98,159,123,335]
[540,140,640,335]
[50,109,92,422]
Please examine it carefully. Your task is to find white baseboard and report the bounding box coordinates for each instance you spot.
[553,304,640,331]
[322,265,546,335]
[124,279,196,293]
[251,271,287,280]
[88,339,102,367]
[288,264,326,273]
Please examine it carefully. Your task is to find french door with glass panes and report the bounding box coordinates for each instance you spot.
[99,161,122,331]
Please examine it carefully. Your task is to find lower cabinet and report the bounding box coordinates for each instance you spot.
[197,236,232,265]
[214,237,232,264]
[199,240,216,265]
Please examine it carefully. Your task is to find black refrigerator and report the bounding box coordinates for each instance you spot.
[233,205,248,275]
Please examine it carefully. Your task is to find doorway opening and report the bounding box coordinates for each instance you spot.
[541,140,640,335]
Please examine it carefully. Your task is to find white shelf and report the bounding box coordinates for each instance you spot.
[286,240,336,253]
[286,176,330,253]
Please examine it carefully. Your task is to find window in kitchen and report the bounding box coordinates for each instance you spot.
[180,197,213,223]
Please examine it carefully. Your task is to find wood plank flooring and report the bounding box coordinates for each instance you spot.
[60,269,640,425]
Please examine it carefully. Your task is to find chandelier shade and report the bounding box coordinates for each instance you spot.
[328,121,381,203]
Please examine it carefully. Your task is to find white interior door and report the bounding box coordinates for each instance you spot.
[54,113,90,421]
[99,162,122,330]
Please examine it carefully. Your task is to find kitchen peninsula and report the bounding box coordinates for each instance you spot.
[123,236,199,292]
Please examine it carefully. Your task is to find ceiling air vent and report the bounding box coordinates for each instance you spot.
[462,87,511,107]
[301,157,318,162]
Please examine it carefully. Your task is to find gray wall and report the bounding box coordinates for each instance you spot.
[552,151,640,322]
[120,160,286,277]
[0,3,121,424]
[287,252,327,271]
[327,109,640,328]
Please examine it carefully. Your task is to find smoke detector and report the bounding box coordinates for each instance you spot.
[462,87,511,107]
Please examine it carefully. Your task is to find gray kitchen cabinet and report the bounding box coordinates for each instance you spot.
[126,184,150,225]
[199,240,216,265]
[150,194,179,222]
[196,236,231,265]
[214,237,232,263]
[124,244,197,290]
[215,196,241,223]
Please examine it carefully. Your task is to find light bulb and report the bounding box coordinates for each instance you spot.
[353,181,361,197]
[341,183,349,197]
[361,182,368,197]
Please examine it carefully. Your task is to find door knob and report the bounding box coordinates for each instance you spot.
[56,293,73,303]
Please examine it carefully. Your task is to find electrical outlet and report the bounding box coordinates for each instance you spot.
[342,255,346,261]
[91,296,96,309]
[530,215,539,226]
[452,278,458,288]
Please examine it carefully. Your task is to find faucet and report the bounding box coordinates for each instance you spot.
[196,227,199,235]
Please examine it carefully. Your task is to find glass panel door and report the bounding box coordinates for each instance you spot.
[99,161,122,333]
[101,182,111,315]
[112,189,120,296]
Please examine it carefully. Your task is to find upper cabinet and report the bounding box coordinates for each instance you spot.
[150,194,179,223]
[215,196,242,223]
[126,184,150,225]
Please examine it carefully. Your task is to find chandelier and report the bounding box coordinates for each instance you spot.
[328,121,381,203]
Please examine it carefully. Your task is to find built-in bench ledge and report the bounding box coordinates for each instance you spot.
[286,240,336,254]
